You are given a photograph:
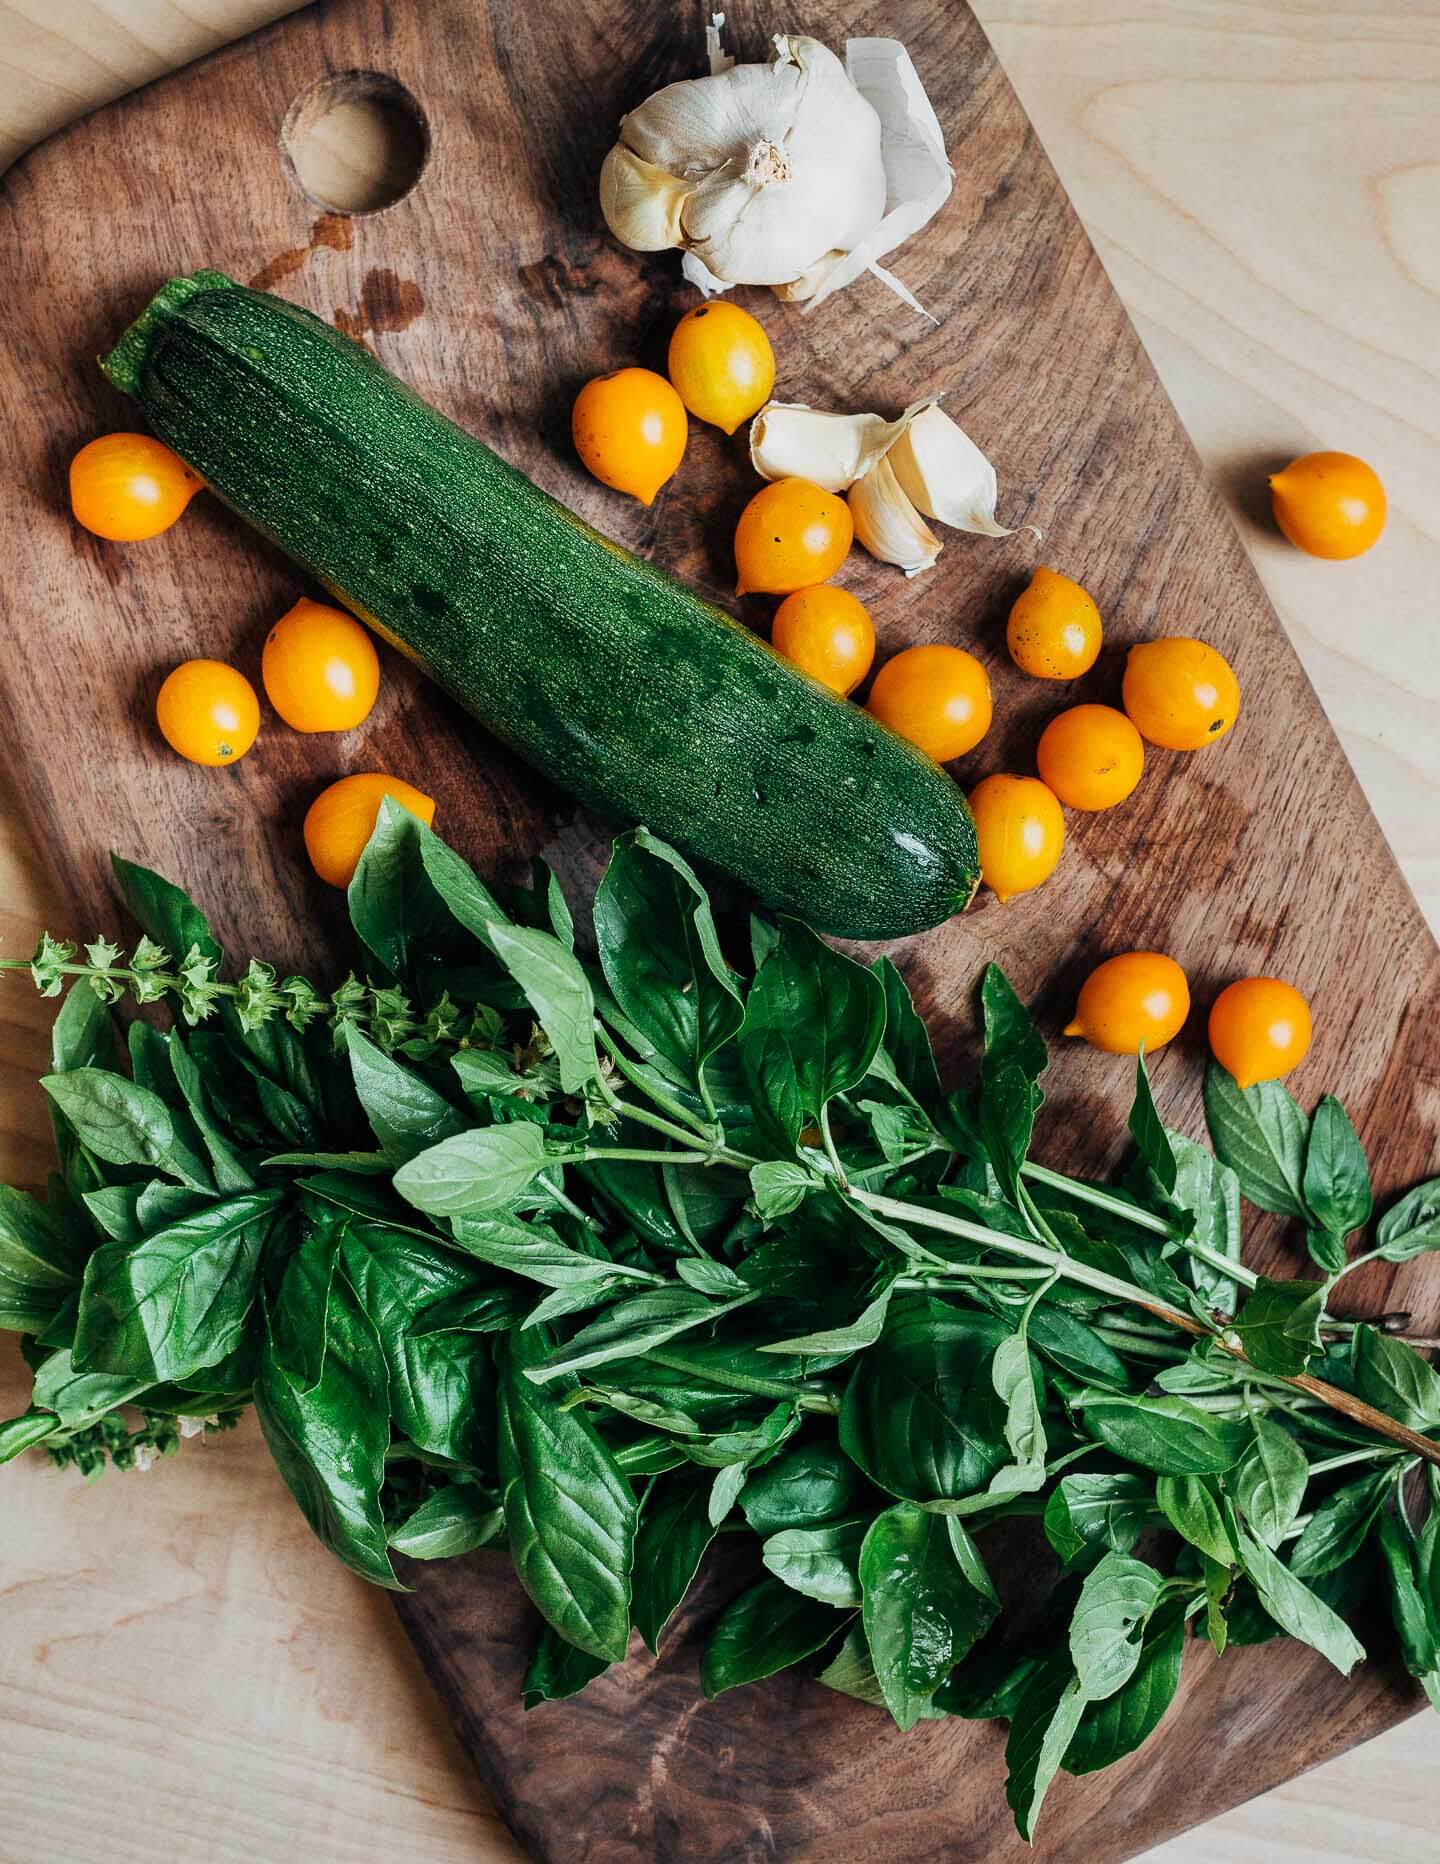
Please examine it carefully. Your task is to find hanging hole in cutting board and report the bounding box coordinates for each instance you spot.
[281,71,429,214]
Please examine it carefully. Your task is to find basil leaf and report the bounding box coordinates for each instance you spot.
[1203,1065,1307,1217]
[1069,1551,1166,1700]
[1233,1414,1309,1547]
[1127,1052,1177,1195]
[1026,1305,1130,1392]
[166,1031,254,1192]
[0,1411,62,1461]
[739,1443,866,1535]
[0,1187,79,1332]
[448,1213,623,1288]
[699,1576,843,1698]
[1203,1552,1231,1654]
[393,1123,549,1217]
[817,1622,903,1712]
[1375,1512,1440,1703]
[341,1226,490,1463]
[1352,1324,1440,1430]
[488,922,599,1095]
[1064,1601,1185,1774]
[1004,1656,1087,1842]
[980,965,1048,1084]
[40,1068,210,1189]
[1374,1179,1440,1264]
[1302,1096,1372,1250]
[840,1297,1010,1503]
[72,1191,279,1383]
[1155,1474,1235,1565]
[1043,1473,1154,1569]
[525,1287,753,1385]
[1081,1395,1250,1475]
[749,1159,818,1222]
[869,956,944,1115]
[764,1514,868,1608]
[345,1026,467,1163]
[521,1625,611,1709]
[1233,1524,1365,1674]
[759,1282,895,1360]
[495,1327,637,1661]
[255,1270,398,1588]
[859,1502,998,1729]
[31,1347,149,1427]
[977,1060,1041,1204]
[1289,1469,1392,1578]
[111,854,222,969]
[348,798,506,977]
[594,830,744,1099]
[992,1330,1046,1470]
[1169,1133,1242,1313]
[50,977,120,1074]
[1229,1277,1324,1377]
[738,919,883,1152]
[632,1467,718,1653]
[388,1484,504,1559]
[269,1222,338,1390]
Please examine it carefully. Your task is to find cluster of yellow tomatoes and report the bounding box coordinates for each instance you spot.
[69,435,434,890]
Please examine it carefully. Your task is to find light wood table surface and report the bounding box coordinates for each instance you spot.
[2,3,1437,1859]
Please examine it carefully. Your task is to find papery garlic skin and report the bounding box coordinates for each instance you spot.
[888,404,1017,538]
[603,37,887,289]
[848,457,943,576]
[598,148,694,251]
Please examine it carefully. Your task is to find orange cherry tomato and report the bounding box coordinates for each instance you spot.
[967,774,1065,904]
[867,644,992,762]
[155,660,260,767]
[667,302,776,435]
[734,478,853,596]
[1208,977,1312,1090]
[1006,567,1103,680]
[1036,704,1145,811]
[770,586,875,696]
[1122,638,1241,751]
[303,773,436,889]
[70,433,201,542]
[572,368,688,505]
[1065,952,1190,1055]
[262,598,380,733]
[1269,452,1385,560]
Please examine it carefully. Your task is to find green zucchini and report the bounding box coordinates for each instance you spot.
[102,271,979,938]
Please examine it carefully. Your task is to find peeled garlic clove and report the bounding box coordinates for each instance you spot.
[887,403,1018,538]
[849,457,942,575]
[600,147,694,252]
[748,402,909,495]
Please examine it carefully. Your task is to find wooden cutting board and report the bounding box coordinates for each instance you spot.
[2,0,1437,1856]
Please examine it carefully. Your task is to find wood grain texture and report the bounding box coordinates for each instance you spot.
[1,2,1438,1861]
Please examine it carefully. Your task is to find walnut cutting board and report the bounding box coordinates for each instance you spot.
[1,0,1438,1857]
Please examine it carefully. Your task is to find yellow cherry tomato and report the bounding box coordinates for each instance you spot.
[1065,953,1190,1055]
[1208,977,1312,1090]
[667,302,776,435]
[572,368,687,505]
[70,433,201,542]
[262,598,380,733]
[155,660,260,767]
[1006,566,1102,680]
[867,644,993,762]
[771,586,875,696]
[967,774,1065,904]
[735,478,853,596]
[1036,704,1145,811]
[1269,451,1385,560]
[303,773,436,889]
[1122,638,1240,751]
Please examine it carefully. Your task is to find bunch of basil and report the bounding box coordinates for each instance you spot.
[2,801,1439,1840]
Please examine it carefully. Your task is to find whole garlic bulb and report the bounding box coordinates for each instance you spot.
[601,36,889,292]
